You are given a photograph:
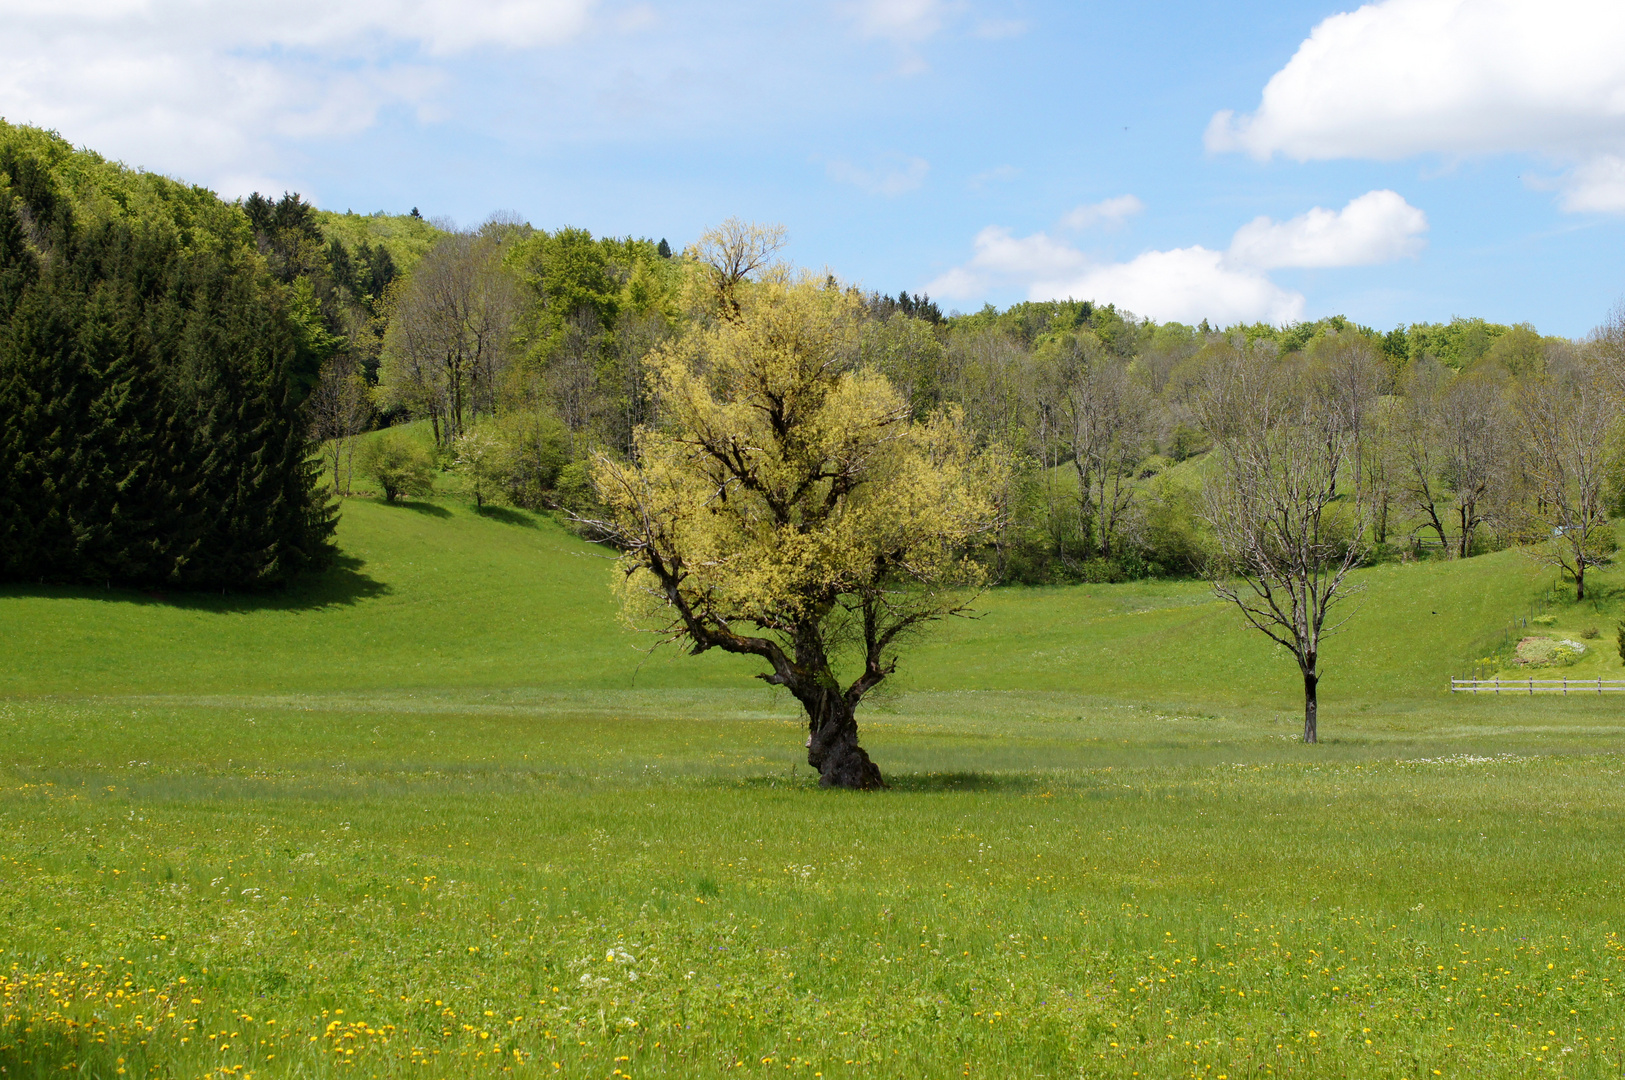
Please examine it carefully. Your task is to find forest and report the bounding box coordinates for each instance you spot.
[4,118,1623,598]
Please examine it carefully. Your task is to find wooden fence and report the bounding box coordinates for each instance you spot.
[1451,678,1625,694]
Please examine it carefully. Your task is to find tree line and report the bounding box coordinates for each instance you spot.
[0,123,335,588]
[338,210,1621,600]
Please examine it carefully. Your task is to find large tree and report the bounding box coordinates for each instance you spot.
[1512,344,1616,600]
[588,278,1001,789]
[1195,341,1368,745]
[379,232,521,447]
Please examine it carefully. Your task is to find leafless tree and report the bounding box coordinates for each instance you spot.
[547,310,601,455]
[1396,360,1508,557]
[379,233,522,446]
[1194,346,1368,744]
[1588,300,1625,405]
[1060,344,1149,559]
[308,355,371,496]
[1512,343,1616,600]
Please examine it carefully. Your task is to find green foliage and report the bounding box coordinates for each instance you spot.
[1402,317,1511,369]
[313,209,448,276]
[0,124,335,588]
[361,429,435,502]
[508,226,676,361]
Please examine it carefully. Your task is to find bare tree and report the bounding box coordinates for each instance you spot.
[1512,344,1616,600]
[379,233,522,446]
[308,355,371,496]
[1435,369,1507,558]
[1060,344,1149,559]
[1195,346,1368,744]
[1397,360,1511,558]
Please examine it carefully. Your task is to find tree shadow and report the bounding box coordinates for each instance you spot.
[476,505,541,528]
[0,553,389,613]
[393,499,453,518]
[884,771,1049,794]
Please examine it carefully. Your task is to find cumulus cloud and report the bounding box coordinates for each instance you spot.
[826,155,930,196]
[1057,248,1305,326]
[0,0,595,193]
[1206,0,1625,212]
[927,189,1426,324]
[1227,190,1427,268]
[1059,195,1144,231]
[1560,154,1625,213]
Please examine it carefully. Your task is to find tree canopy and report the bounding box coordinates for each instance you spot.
[589,278,1002,788]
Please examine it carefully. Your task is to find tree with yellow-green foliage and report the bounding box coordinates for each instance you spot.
[588,278,1004,789]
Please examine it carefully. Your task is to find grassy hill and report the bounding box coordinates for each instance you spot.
[4,493,1624,1079]
[1,489,1612,705]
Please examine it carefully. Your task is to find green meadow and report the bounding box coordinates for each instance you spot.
[3,498,1624,1078]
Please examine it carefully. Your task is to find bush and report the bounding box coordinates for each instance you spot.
[362,430,436,503]
[1582,626,1600,640]
[495,409,570,509]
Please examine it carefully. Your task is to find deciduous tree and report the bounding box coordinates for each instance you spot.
[1196,344,1368,744]
[1512,345,1616,600]
[588,279,1002,788]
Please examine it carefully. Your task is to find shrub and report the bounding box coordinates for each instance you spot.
[1582,626,1600,639]
[1532,614,1557,627]
[495,409,570,509]
[362,430,435,503]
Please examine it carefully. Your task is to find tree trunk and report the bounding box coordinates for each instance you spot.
[1576,562,1586,601]
[797,684,885,790]
[1303,668,1319,744]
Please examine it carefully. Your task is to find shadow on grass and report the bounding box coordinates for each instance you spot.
[1,1019,152,1078]
[393,499,453,518]
[476,505,540,528]
[0,553,389,613]
[885,771,1050,793]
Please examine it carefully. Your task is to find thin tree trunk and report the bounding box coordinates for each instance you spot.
[1303,668,1319,744]
[797,683,885,790]
[1576,562,1586,601]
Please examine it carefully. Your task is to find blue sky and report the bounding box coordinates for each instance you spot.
[5,0,1625,334]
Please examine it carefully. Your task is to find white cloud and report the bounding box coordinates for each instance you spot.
[1059,195,1144,231]
[1227,190,1427,269]
[1560,154,1625,212]
[1055,248,1305,326]
[1206,0,1625,212]
[0,0,595,194]
[926,230,1301,325]
[967,164,1019,190]
[929,189,1423,324]
[826,155,930,196]
[845,0,948,41]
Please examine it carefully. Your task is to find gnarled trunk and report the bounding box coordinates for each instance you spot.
[796,683,885,790]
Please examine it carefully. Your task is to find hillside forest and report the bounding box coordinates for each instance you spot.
[4,120,1625,598]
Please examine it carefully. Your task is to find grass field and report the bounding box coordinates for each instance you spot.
[3,495,1624,1078]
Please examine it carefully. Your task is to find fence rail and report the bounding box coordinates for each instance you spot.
[1451,677,1625,694]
